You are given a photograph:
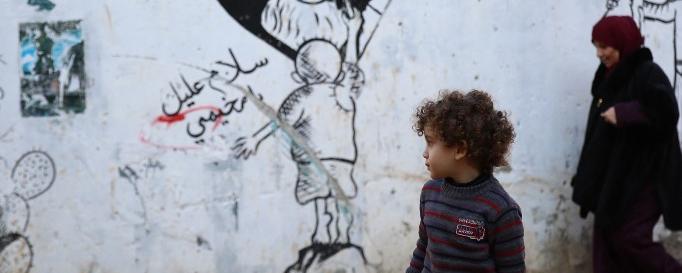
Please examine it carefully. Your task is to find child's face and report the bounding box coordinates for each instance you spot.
[422,127,459,180]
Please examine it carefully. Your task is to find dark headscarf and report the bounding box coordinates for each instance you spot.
[592,16,644,59]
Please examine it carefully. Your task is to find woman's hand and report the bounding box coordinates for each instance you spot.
[601,107,618,125]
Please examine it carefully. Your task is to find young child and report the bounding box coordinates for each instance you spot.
[406,90,525,273]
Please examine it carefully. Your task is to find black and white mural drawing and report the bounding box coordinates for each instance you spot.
[214,0,392,272]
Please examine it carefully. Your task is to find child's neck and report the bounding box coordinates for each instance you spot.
[449,165,481,184]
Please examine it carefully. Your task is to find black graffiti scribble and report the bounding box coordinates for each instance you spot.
[1,150,56,273]
[118,159,164,182]
[117,158,165,225]
[196,236,213,251]
[118,165,140,182]
[142,158,165,175]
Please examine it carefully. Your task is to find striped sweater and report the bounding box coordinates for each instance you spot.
[406,174,525,273]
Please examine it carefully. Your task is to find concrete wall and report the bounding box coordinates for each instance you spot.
[0,0,680,272]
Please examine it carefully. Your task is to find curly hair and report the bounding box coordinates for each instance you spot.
[413,90,515,173]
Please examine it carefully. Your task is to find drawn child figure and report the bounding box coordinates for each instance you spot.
[231,38,365,273]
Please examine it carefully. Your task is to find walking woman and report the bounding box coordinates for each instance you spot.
[572,15,682,273]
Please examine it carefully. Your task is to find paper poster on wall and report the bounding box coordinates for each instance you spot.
[19,20,85,117]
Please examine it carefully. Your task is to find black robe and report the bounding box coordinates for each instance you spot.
[572,47,682,231]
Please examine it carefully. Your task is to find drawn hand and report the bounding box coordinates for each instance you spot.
[344,62,365,96]
[340,0,358,20]
[601,107,618,125]
[231,136,259,160]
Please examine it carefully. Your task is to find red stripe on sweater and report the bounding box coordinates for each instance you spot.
[431,260,496,273]
[416,240,426,251]
[475,196,501,213]
[409,260,423,270]
[429,235,487,251]
[424,210,459,222]
[496,245,525,258]
[494,219,522,234]
[422,185,442,193]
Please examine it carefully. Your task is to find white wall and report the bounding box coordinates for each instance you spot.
[0,1,680,272]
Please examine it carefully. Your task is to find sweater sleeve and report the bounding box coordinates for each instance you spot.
[491,208,525,273]
[406,192,427,273]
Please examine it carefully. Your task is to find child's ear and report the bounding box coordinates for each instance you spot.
[453,142,468,160]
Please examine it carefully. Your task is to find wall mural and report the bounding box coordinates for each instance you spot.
[146,0,391,271]
[0,150,56,273]
[216,0,391,272]
[19,20,84,117]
